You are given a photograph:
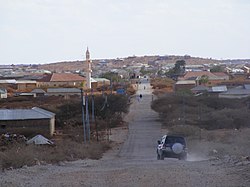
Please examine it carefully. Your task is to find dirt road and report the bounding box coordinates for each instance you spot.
[0,80,248,187]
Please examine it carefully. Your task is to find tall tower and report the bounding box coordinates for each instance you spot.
[85,47,92,89]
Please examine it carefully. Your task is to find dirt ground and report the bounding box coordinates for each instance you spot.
[0,80,250,187]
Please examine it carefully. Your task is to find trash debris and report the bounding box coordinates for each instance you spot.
[26,134,54,145]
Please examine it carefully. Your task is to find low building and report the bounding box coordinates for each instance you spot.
[209,85,227,93]
[37,73,86,88]
[179,71,229,86]
[16,80,37,91]
[219,85,250,99]
[93,78,111,87]
[191,85,209,94]
[0,107,55,136]
[31,89,46,97]
[46,88,81,99]
[175,80,196,92]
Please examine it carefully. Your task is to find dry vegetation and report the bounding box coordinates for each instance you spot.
[0,93,131,170]
[37,55,220,73]
[152,94,250,131]
[0,140,110,170]
[150,78,175,95]
[151,91,250,160]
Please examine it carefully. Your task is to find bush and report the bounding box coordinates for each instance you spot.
[150,78,175,89]
[0,140,110,169]
[168,125,201,137]
[152,94,250,130]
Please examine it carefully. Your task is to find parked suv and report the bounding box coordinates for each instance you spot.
[157,135,187,160]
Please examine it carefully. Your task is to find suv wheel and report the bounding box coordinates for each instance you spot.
[160,153,164,160]
[157,154,160,160]
[179,153,187,161]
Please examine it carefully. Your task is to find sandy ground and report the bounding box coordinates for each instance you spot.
[0,79,250,187]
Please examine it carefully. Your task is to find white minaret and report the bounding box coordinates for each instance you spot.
[85,47,92,89]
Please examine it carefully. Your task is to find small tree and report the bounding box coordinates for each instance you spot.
[173,60,186,75]
[166,60,186,79]
[199,75,209,85]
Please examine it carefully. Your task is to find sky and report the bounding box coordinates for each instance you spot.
[0,0,250,65]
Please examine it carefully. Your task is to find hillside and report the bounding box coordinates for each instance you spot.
[37,55,250,72]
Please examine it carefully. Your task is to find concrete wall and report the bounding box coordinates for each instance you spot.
[0,118,54,137]
[37,81,83,88]
[0,93,7,99]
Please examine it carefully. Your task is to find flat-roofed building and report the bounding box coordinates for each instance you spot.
[0,107,55,136]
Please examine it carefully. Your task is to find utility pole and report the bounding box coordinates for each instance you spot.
[91,89,95,123]
[102,80,105,96]
[85,93,90,142]
[110,78,113,94]
[182,93,185,125]
[81,89,86,143]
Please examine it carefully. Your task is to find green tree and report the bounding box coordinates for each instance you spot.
[199,75,209,85]
[173,60,186,74]
[166,60,186,79]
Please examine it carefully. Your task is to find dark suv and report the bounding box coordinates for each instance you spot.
[157,135,187,160]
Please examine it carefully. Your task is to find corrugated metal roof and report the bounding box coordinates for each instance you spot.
[90,78,97,83]
[222,86,250,95]
[93,78,110,82]
[0,107,55,120]
[191,85,209,91]
[31,89,46,93]
[219,86,250,98]
[0,79,16,84]
[32,107,55,117]
[16,80,37,84]
[244,84,250,90]
[211,86,227,92]
[175,80,196,85]
[47,88,81,93]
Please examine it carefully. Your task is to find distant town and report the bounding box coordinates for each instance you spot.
[1,51,250,99]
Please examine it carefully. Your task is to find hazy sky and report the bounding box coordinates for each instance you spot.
[0,0,250,64]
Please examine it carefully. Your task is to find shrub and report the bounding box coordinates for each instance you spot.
[168,125,201,137]
[0,140,110,170]
[152,94,250,130]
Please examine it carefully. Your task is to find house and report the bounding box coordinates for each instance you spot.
[93,78,111,87]
[208,86,227,95]
[31,88,46,97]
[179,71,229,86]
[46,88,81,99]
[191,85,209,94]
[37,73,86,88]
[242,66,250,74]
[16,80,37,91]
[0,107,55,136]
[219,84,250,99]
[0,88,7,99]
[174,80,196,92]
[116,69,130,79]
